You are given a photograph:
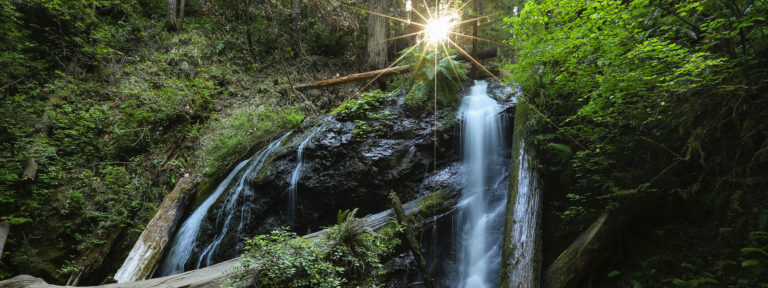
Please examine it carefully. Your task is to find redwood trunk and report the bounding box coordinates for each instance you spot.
[366,0,390,69]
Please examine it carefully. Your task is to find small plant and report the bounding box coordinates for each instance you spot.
[332,90,389,121]
[408,48,467,107]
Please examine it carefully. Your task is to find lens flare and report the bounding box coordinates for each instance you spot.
[423,13,457,45]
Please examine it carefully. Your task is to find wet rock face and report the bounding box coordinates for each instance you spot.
[254,90,462,234]
[186,83,516,268]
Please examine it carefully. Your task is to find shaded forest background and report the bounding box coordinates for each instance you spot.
[0,0,767,287]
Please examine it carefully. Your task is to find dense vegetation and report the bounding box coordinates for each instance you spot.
[507,0,768,285]
[1,0,766,286]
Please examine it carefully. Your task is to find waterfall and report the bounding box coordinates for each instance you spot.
[288,127,320,227]
[456,80,507,288]
[156,133,290,276]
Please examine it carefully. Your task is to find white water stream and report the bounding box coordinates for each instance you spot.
[287,127,320,227]
[456,80,507,288]
[156,133,290,276]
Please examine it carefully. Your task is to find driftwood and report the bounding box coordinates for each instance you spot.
[291,47,498,91]
[389,192,435,288]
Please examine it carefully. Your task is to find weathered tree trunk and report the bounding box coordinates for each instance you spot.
[0,221,9,262]
[366,0,390,69]
[114,176,198,283]
[389,192,435,288]
[178,0,186,30]
[542,212,611,288]
[166,0,178,31]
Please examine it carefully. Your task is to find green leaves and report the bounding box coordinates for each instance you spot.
[409,49,468,107]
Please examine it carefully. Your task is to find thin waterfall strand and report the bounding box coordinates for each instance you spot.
[288,127,320,227]
[156,133,289,276]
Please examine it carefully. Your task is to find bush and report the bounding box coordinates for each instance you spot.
[228,209,400,288]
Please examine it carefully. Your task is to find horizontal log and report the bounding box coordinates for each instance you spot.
[294,66,411,90]
[292,47,498,91]
[454,47,498,62]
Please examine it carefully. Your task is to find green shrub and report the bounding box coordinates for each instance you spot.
[229,209,400,288]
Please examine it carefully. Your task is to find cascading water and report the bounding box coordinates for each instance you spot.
[287,127,320,227]
[456,80,508,288]
[156,133,290,276]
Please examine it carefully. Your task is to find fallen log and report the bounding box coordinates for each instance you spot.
[0,190,461,288]
[293,66,411,90]
[542,212,611,288]
[291,47,498,91]
[113,175,198,283]
[454,47,498,63]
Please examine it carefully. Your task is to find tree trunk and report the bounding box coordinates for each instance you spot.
[244,0,255,58]
[389,192,435,288]
[166,0,178,31]
[366,0,390,69]
[178,0,186,30]
[542,212,612,288]
[114,176,198,283]
[0,221,9,262]
[291,0,302,56]
[470,0,482,78]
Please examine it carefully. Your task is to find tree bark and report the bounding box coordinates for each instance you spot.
[166,0,178,31]
[542,212,612,288]
[0,221,9,262]
[178,0,186,30]
[470,0,482,78]
[389,192,435,288]
[366,0,391,69]
[114,176,198,283]
[243,0,255,58]
[291,0,302,57]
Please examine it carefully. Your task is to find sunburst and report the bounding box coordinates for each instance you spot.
[344,1,588,152]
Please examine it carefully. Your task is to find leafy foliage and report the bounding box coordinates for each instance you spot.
[408,49,468,107]
[229,209,400,288]
[507,0,768,285]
